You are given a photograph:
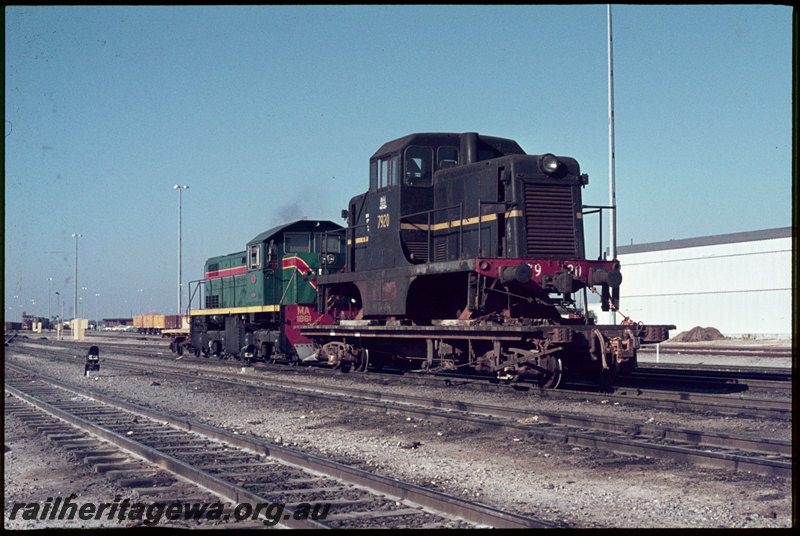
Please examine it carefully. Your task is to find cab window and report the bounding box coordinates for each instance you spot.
[390,156,399,185]
[370,161,378,191]
[247,244,261,270]
[315,233,341,254]
[285,233,310,253]
[404,146,433,186]
[372,156,399,190]
[380,158,389,188]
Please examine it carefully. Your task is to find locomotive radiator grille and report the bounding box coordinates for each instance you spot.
[524,183,577,257]
[405,241,429,263]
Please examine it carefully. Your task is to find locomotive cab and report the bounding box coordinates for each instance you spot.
[345,132,528,271]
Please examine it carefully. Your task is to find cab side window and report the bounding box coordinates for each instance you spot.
[371,156,400,190]
[404,146,433,186]
[370,161,378,191]
[285,233,310,253]
[247,244,261,270]
[315,233,341,254]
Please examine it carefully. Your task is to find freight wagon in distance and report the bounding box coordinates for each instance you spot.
[133,314,188,335]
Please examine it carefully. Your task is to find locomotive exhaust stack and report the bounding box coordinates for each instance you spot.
[459,132,479,165]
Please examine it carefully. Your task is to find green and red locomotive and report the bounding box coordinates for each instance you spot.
[179,219,346,362]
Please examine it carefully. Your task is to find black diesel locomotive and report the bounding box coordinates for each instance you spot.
[177,132,673,388]
[300,132,673,387]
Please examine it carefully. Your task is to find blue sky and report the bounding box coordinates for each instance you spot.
[4,5,792,321]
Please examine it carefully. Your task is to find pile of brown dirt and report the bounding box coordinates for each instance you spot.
[669,326,727,342]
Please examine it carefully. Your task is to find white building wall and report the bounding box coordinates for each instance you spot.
[591,230,792,339]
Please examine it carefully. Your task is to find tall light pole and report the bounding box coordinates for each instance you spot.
[174,184,189,315]
[81,287,88,318]
[95,293,100,328]
[72,233,82,319]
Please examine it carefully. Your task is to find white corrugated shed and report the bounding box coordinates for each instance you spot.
[590,227,792,339]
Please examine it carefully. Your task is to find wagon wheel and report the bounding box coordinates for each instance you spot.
[539,356,563,389]
[356,348,370,373]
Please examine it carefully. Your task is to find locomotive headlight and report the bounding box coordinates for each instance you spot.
[540,154,561,175]
[325,253,336,264]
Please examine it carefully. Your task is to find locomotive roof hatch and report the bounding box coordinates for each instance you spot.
[370,132,526,165]
[247,219,343,246]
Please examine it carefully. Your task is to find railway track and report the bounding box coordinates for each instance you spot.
[7,339,791,420]
[639,344,793,358]
[11,337,792,408]
[7,350,790,479]
[4,363,553,529]
[626,365,792,396]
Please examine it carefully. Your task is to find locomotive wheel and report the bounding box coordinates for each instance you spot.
[539,357,563,389]
[356,348,370,373]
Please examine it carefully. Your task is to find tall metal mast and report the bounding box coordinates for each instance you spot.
[607,4,617,262]
[607,4,618,323]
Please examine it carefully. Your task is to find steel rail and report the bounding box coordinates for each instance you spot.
[623,372,792,394]
[9,343,792,412]
[5,375,328,528]
[8,341,792,420]
[639,344,792,358]
[45,356,792,478]
[5,363,554,529]
[636,362,792,378]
